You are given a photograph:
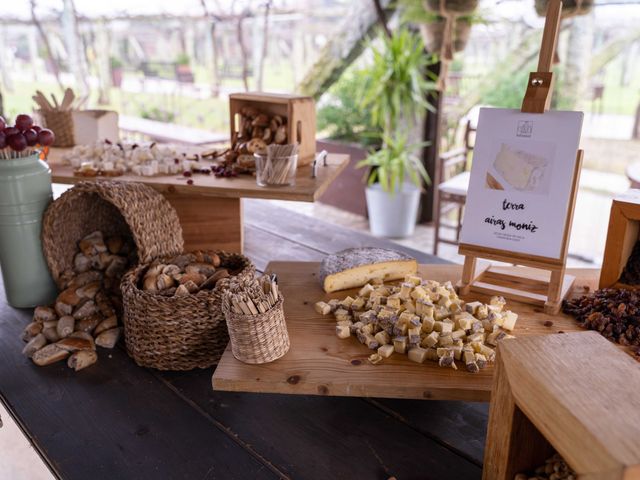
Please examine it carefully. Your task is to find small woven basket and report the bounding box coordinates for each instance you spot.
[42,181,183,288]
[223,294,290,364]
[121,251,255,370]
[42,110,75,147]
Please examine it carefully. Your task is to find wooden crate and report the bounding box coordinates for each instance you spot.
[482,332,640,480]
[229,92,316,166]
[599,189,640,289]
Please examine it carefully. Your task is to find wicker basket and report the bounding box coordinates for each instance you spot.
[42,111,75,147]
[42,181,183,288]
[223,293,289,364]
[121,251,255,370]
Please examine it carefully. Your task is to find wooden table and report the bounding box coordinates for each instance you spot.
[213,263,597,402]
[46,148,349,253]
[0,201,494,480]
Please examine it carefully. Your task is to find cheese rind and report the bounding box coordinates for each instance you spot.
[319,248,418,293]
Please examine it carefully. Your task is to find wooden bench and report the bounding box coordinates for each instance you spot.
[119,115,228,146]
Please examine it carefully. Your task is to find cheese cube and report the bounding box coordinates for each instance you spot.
[423,331,439,348]
[475,353,488,369]
[393,336,408,354]
[351,297,366,311]
[501,311,518,331]
[399,282,413,299]
[475,304,489,319]
[341,296,355,308]
[378,344,394,358]
[451,329,466,340]
[434,306,451,321]
[421,316,435,334]
[455,312,475,331]
[336,325,350,339]
[358,283,375,297]
[408,347,428,363]
[465,301,483,315]
[364,334,379,350]
[374,331,391,346]
[336,320,353,328]
[368,353,383,365]
[438,334,454,347]
[314,301,332,315]
[405,275,422,286]
[408,327,421,345]
[425,348,439,361]
[386,295,401,309]
[410,286,428,300]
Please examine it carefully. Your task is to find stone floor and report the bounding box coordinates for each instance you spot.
[0,400,54,480]
[266,168,630,269]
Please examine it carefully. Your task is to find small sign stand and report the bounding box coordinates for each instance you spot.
[457,0,584,315]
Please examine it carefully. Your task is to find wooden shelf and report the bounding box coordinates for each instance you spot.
[46,147,349,203]
[212,262,612,402]
[483,332,640,480]
[46,147,349,252]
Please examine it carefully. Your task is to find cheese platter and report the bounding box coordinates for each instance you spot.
[212,261,602,402]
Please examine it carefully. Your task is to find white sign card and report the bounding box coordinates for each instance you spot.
[459,108,583,259]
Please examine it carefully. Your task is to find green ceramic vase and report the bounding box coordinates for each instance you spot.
[0,153,58,307]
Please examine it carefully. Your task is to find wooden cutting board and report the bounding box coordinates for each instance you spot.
[212,262,602,402]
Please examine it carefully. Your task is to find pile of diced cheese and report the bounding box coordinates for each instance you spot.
[315,274,517,372]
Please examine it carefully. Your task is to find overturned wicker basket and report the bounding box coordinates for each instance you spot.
[121,252,255,370]
[42,181,183,288]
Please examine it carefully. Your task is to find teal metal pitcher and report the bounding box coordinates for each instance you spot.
[0,153,58,307]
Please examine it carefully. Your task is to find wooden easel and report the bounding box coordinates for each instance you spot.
[457,0,584,315]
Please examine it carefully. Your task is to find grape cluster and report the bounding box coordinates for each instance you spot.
[0,114,55,158]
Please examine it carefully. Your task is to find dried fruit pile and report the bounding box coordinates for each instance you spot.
[316,274,518,372]
[562,288,640,347]
[0,114,55,159]
[140,251,236,296]
[514,453,576,480]
[21,231,135,370]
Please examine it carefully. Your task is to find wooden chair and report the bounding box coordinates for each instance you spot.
[433,120,475,255]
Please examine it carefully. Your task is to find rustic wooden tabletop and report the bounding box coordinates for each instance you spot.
[0,200,493,480]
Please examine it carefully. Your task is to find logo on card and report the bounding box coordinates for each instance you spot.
[516,121,533,137]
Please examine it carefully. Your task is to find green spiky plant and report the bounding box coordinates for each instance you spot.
[357,133,431,194]
[357,28,437,194]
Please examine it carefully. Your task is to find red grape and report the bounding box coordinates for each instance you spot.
[32,125,42,133]
[15,114,34,131]
[0,116,6,130]
[0,131,6,149]
[3,126,19,137]
[24,129,38,146]
[7,133,27,151]
[37,129,55,146]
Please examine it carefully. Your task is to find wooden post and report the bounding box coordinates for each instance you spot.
[420,60,442,224]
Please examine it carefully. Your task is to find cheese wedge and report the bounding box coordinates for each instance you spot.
[319,248,418,293]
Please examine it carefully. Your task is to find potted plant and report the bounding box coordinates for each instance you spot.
[357,29,437,237]
[175,53,194,84]
[110,57,124,88]
[357,135,430,237]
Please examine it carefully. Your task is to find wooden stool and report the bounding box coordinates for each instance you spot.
[483,332,640,480]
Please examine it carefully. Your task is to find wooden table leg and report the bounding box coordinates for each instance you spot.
[163,193,243,253]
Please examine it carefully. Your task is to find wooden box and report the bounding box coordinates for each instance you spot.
[229,92,316,166]
[483,332,640,480]
[599,189,640,289]
[72,110,119,144]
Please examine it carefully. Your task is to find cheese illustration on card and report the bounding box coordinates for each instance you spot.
[492,144,548,192]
